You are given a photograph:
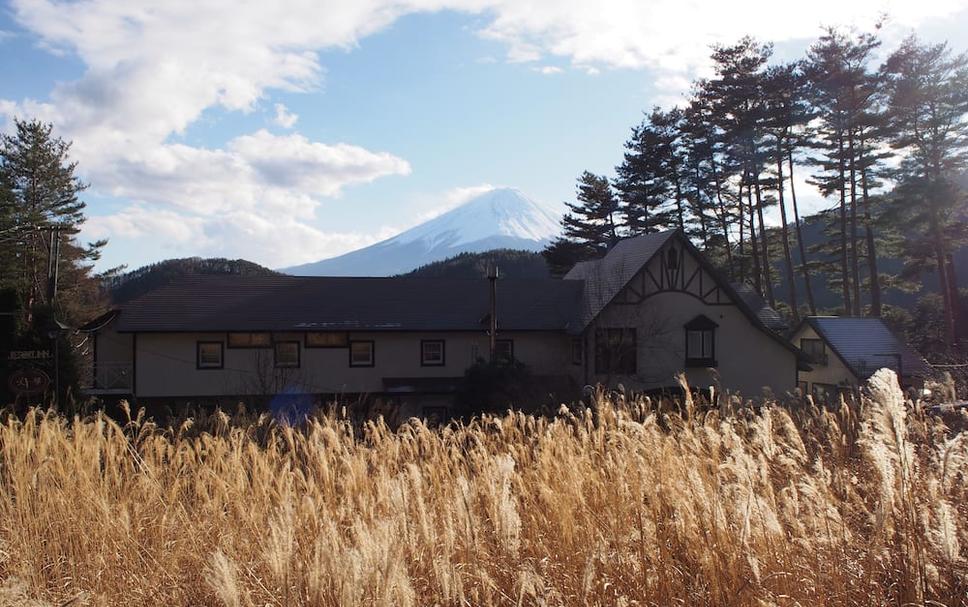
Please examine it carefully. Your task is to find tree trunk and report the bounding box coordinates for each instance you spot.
[776,140,799,322]
[788,149,816,315]
[847,128,862,315]
[710,153,734,278]
[737,181,747,283]
[753,172,776,308]
[945,252,961,339]
[837,134,852,315]
[859,156,881,317]
[746,176,762,295]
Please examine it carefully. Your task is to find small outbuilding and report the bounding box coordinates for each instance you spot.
[789,316,933,402]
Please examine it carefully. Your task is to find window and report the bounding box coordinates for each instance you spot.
[349,341,374,367]
[274,341,300,368]
[306,332,348,348]
[595,328,637,374]
[571,338,583,366]
[421,340,445,366]
[800,338,827,365]
[495,339,514,364]
[197,341,223,369]
[684,315,717,367]
[226,332,271,348]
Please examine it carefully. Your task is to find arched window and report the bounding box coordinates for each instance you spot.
[684,315,718,367]
[666,246,679,270]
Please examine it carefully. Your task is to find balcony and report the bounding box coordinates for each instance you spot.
[83,362,133,395]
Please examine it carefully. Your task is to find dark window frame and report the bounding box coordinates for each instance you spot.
[811,382,839,404]
[226,332,271,349]
[800,338,828,365]
[349,340,375,367]
[594,328,637,375]
[196,341,224,370]
[684,315,718,368]
[274,340,301,368]
[420,339,446,367]
[305,331,350,349]
[571,337,583,366]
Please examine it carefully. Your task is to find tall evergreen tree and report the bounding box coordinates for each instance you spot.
[615,110,678,235]
[542,171,621,275]
[882,37,968,346]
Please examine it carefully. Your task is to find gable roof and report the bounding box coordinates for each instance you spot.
[109,275,584,333]
[799,316,933,379]
[563,230,800,355]
[563,230,678,326]
[731,282,789,332]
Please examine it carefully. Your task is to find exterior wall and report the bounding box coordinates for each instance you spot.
[580,245,798,398]
[790,324,859,396]
[126,329,571,399]
[93,323,134,391]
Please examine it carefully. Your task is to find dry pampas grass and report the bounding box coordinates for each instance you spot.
[0,369,965,606]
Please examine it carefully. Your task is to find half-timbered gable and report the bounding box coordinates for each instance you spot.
[565,230,800,397]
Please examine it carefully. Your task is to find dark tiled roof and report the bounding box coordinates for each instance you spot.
[113,275,584,333]
[804,316,933,379]
[563,230,677,327]
[732,282,789,332]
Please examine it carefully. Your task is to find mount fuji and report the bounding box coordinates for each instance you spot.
[284,188,561,276]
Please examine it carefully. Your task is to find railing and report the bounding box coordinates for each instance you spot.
[85,362,133,393]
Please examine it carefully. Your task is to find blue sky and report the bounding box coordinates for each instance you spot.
[2,0,967,271]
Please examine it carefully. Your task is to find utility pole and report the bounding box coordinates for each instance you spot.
[45,225,62,406]
[487,264,499,362]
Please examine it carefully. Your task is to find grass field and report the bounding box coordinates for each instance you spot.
[0,369,966,606]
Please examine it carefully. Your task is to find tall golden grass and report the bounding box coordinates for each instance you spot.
[0,369,965,606]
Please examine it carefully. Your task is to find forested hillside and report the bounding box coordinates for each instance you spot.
[401,249,550,279]
[107,257,277,303]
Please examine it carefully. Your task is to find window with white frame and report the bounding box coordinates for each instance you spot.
[421,340,445,366]
[197,341,223,369]
[684,315,717,367]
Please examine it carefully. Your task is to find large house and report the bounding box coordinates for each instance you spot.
[790,316,933,402]
[82,230,802,416]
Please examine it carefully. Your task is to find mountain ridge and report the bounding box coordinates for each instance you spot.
[284,187,560,276]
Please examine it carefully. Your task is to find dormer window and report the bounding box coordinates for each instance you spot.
[684,315,717,367]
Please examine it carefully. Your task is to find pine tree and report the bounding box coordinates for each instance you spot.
[542,171,621,275]
[882,37,968,346]
[0,119,107,324]
[615,110,685,236]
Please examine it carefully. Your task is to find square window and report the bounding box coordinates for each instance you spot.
[274,341,300,368]
[306,332,348,348]
[421,340,445,366]
[800,338,827,365]
[349,341,374,367]
[594,329,636,374]
[227,332,271,348]
[197,342,223,369]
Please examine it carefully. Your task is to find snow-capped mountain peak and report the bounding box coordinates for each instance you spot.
[284,187,561,276]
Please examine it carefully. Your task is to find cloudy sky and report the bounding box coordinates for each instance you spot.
[2,0,967,271]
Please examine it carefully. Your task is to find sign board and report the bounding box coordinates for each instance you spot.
[7,367,51,395]
[7,350,52,360]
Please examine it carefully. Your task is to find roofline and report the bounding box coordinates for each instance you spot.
[78,309,120,332]
[790,317,864,380]
[114,327,572,335]
[794,316,930,380]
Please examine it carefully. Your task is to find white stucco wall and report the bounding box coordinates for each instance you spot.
[789,324,859,392]
[125,330,570,398]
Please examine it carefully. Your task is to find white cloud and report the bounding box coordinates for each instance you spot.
[272,103,299,128]
[532,65,563,75]
[4,0,966,267]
